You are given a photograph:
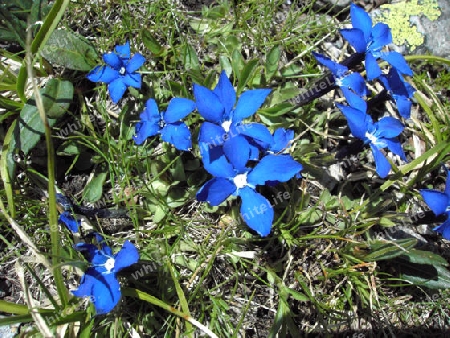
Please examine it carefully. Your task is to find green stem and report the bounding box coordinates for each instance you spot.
[404,54,450,66]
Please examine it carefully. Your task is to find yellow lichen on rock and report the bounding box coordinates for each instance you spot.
[372,0,441,51]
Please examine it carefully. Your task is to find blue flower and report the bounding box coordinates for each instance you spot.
[336,94,406,178]
[196,137,302,236]
[58,211,80,233]
[87,41,146,104]
[379,68,416,119]
[269,128,295,153]
[133,98,195,151]
[420,169,450,240]
[340,4,413,80]
[312,52,368,100]
[194,71,273,158]
[72,234,139,314]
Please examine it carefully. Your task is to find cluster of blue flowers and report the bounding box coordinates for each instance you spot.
[75,3,450,315]
[313,4,415,178]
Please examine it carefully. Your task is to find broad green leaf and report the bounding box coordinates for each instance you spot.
[258,102,294,117]
[182,43,200,72]
[141,29,164,56]
[398,249,450,289]
[237,59,258,93]
[265,45,281,81]
[40,29,99,71]
[3,79,73,188]
[231,49,245,81]
[82,172,107,202]
[40,78,74,118]
[364,239,417,262]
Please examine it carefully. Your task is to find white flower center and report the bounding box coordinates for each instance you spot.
[103,257,115,273]
[119,66,126,75]
[221,120,232,133]
[365,131,378,144]
[335,77,344,87]
[233,173,248,189]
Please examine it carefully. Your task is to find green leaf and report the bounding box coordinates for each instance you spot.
[3,79,73,187]
[231,49,245,81]
[258,102,294,117]
[40,29,99,70]
[82,172,107,202]
[364,239,417,262]
[265,45,280,81]
[141,29,164,56]
[40,78,74,118]
[398,249,450,289]
[0,299,29,315]
[182,43,200,72]
[237,59,258,93]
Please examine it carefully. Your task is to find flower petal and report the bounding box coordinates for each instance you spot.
[122,73,141,89]
[336,103,368,140]
[370,144,391,178]
[375,116,404,138]
[365,53,381,80]
[141,98,160,122]
[126,53,145,73]
[340,28,367,53]
[58,211,80,233]
[238,123,273,148]
[312,52,348,78]
[434,216,450,240]
[87,65,119,84]
[113,241,140,273]
[196,177,236,206]
[385,138,407,161]
[420,189,449,216]
[350,3,372,41]
[271,128,294,153]
[232,89,271,122]
[238,186,274,237]
[164,98,195,123]
[213,70,236,117]
[133,121,160,145]
[107,78,127,104]
[369,22,392,52]
[380,51,413,76]
[193,83,224,123]
[199,143,235,177]
[161,122,192,151]
[114,41,131,59]
[341,72,368,96]
[247,154,302,186]
[223,135,251,171]
[103,52,122,69]
[198,122,226,146]
[393,95,412,119]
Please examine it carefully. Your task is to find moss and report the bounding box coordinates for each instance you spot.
[372,0,441,51]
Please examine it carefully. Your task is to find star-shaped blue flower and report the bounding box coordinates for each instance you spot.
[197,135,302,236]
[194,71,273,160]
[340,4,413,80]
[336,94,406,178]
[133,98,195,151]
[312,52,369,100]
[87,41,145,104]
[379,68,416,119]
[72,234,139,314]
[420,169,450,240]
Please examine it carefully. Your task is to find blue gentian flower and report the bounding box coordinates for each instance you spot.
[312,52,368,100]
[420,169,450,239]
[87,41,145,104]
[194,71,273,156]
[197,136,302,236]
[133,98,195,151]
[336,94,406,178]
[379,68,416,119]
[340,4,413,80]
[72,234,139,314]
[58,211,80,233]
